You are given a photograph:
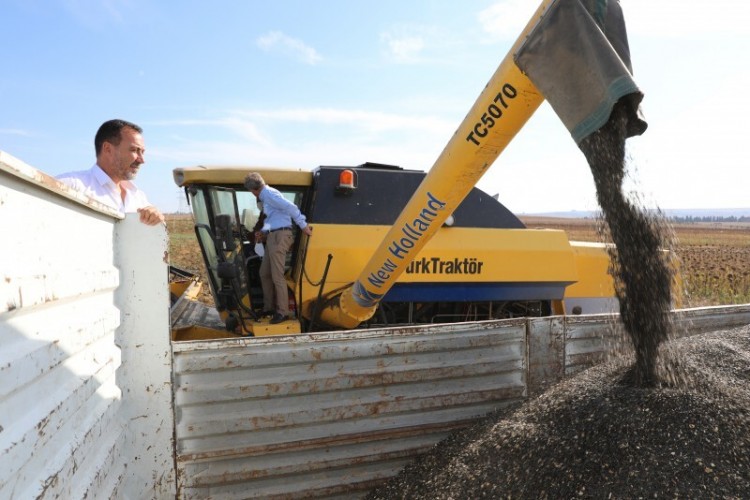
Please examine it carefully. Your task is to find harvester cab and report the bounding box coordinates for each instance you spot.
[174,167,312,336]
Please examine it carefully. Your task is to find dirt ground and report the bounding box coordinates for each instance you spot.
[367,325,750,499]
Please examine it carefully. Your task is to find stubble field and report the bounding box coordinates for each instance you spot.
[166,214,750,308]
[521,216,750,307]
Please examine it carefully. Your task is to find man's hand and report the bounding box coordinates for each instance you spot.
[137,206,165,226]
[302,225,313,236]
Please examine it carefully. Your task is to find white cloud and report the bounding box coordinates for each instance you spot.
[62,0,133,28]
[478,0,539,40]
[380,32,425,63]
[256,31,322,65]
[148,106,455,176]
[624,0,750,38]
[217,117,271,145]
[378,23,461,64]
[149,117,272,147]
[153,134,436,168]
[152,107,453,137]
[0,128,32,136]
[230,107,452,135]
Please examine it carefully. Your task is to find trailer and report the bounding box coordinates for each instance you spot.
[3,153,750,498]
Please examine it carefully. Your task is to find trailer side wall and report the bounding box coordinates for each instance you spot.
[0,152,175,500]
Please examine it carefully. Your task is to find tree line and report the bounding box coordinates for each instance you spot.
[670,215,750,223]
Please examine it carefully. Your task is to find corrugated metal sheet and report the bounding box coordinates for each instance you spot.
[673,304,750,336]
[564,313,624,376]
[527,316,565,394]
[172,320,527,498]
[1,154,125,499]
[171,299,750,499]
[563,306,750,376]
[1,152,175,500]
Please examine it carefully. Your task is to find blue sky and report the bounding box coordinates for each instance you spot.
[1,0,749,215]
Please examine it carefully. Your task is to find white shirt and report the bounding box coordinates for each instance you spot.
[56,164,152,214]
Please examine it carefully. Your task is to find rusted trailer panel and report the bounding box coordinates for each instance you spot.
[563,306,750,378]
[563,314,625,376]
[172,306,750,498]
[673,304,750,335]
[172,321,527,498]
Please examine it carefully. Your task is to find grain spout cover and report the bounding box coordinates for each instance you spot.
[515,0,648,143]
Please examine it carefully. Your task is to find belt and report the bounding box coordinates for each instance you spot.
[268,226,292,233]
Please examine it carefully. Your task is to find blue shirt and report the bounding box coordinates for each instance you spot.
[258,185,308,232]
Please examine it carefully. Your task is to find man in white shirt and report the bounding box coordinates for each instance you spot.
[57,119,164,226]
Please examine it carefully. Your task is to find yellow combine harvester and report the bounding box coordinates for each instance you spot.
[172,163,615,338]
[172,0,647,338]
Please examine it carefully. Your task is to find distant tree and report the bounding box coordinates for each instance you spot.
[671,215,747,223]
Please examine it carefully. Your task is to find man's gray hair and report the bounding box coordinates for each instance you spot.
[244,172,266,191]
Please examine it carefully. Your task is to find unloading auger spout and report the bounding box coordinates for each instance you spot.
[318,0,648,329]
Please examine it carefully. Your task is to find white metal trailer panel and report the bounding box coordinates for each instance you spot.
[0,151,175,500]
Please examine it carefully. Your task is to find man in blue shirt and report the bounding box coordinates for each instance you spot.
[244,172,313,324]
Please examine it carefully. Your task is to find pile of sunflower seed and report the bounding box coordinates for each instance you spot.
[368,326,750,499]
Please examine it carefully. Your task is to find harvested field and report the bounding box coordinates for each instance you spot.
[167,214,214,304]
[367,325,750,499]
[522,216,750,307]
[167,214,203,274]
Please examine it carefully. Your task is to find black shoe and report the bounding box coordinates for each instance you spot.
[270,313,288,324]
[261,310,274,318]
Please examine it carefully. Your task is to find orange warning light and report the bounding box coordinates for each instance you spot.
[339,169,355,189]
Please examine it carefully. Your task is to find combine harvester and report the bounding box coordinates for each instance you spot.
[171,162,616,338]
[172,0,648,339]
[4,1,749,498]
